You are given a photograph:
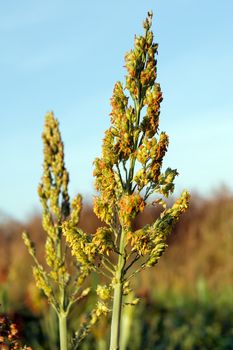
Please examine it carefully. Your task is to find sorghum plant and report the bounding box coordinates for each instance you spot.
[91,12,189,350]
[58,11,189,350]
[22,113,91,350]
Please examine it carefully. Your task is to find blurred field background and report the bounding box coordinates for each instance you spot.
[0,189,233,349]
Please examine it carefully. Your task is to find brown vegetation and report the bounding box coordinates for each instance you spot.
[0,190,232,313]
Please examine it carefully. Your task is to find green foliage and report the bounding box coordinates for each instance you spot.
[128,299,233,350]
[77,298,233,350]
[19,305,59,350]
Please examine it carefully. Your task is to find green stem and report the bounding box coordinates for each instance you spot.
[110,279,123,350]
[109,230,126,350]
[128,98,142,193]
[59,312,68,350]
[110,87,142,350]
[57,230,68,350]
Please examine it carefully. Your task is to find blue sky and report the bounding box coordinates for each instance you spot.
[0,0,233,221]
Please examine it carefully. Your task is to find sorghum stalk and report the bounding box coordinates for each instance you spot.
[92,12,189,350]
[110,228,125,350]
[59,312,68,350]
[63,11,189,350]
[23,113,91,350]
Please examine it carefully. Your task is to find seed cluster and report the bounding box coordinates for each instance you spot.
[64,12,189,311]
